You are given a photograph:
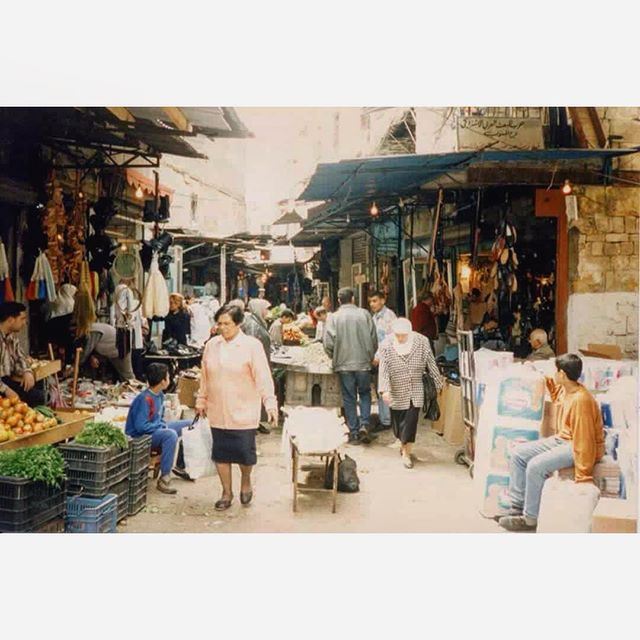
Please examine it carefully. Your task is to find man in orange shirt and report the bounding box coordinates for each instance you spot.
[499,353,605,532]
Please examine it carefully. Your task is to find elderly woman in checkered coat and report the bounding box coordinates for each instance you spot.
[378,318,444,468]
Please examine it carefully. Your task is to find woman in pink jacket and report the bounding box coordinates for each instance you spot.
[196,304,278,510]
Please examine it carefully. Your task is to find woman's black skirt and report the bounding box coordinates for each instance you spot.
[210,428,257,465]
[390,402,420,444]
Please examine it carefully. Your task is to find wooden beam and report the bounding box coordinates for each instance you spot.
[587,107,607,148]
[568,107,590,148]
[162,107,192,132]
[107,107,135,123]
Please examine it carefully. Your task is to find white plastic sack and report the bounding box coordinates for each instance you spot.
[537,477,601,533]
[182,417,217,480]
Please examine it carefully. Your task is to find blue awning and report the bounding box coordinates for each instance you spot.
[297,147,640,202]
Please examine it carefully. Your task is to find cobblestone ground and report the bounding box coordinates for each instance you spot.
[119,423,502,534]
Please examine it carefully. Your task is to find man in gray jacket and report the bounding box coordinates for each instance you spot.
[323,288,378,444]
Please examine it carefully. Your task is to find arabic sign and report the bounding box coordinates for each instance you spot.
[457,116,544,150]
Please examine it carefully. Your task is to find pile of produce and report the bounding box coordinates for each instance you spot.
[283,323,309,346]
[73,421,128,450]
[296,342,332,368]
[0,445,66,486]
[0,397,60,442]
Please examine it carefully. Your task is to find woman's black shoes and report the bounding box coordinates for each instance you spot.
[240,491,253,505]
[214,494,234,511]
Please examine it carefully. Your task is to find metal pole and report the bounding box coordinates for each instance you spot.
[220,243,227,304]
[396,206,404,315]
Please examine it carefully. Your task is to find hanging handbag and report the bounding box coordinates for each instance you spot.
[422,367,441,421]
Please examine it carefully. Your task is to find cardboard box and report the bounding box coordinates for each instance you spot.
[177,376,200,408]
[591,498,637,533]
[579,344,623,360]
[443,383,464,446]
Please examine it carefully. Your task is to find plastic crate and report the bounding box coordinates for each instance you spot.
[127,469,149,516]
[65,494,117,533]
[127,492,147,517]
[63,449,130,498]
[111,478,129,523]
[0,477,67,533]
[33,517,65,533]
[128,435,152,475]
[59,443,129,475]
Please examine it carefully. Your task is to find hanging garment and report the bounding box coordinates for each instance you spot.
[0,240,14,303]
[39,252,57,303]
[142,252,170,318]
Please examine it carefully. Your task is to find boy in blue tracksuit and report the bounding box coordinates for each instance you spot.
[125,363,191,494]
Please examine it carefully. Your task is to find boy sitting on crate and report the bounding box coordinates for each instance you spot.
[125,363,192,495]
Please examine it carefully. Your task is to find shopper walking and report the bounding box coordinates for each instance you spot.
[368,290,397,432]
[499,354,605,532]
[323,287,378,444]
[378,318,443,468]
[195,304,278,510]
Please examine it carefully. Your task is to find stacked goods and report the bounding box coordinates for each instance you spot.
[127,435,151,517]
[65,493,118,534]
[0,397,60,442]
[59,422,129,498]
[0,445,67,532]
[282,324,308,346]
[111,478,130,523]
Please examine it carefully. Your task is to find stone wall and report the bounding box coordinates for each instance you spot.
[568,185,639,357]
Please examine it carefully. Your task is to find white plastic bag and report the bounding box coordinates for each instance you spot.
[182,417,217,480]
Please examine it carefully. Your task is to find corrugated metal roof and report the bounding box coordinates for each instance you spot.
[298,148,640,202]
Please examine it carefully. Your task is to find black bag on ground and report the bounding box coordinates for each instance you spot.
[422,370,441,421]
[324,454,360,492]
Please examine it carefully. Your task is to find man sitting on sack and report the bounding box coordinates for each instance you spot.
[499,353,605,532]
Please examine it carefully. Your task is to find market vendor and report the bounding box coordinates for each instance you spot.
[314,306,328,341]
[75,320,136,382]
[526,328,555,361]
[499,354,605,532]
[268,308,295,347]
[0,302,45,405]
[162,293,191,346]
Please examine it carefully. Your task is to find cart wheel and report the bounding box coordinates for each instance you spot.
[454,449,467,466]
[469,463,474,479]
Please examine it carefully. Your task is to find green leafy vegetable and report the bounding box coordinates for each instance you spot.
[74,421,129,450]
[0,445,66,487]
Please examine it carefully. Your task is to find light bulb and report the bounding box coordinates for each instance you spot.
[562,179,572,195]
[120,243,127,251]
[135,186,144,199]
[370,202,379,217]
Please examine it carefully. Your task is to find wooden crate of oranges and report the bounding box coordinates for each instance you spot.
[0,396,92,450]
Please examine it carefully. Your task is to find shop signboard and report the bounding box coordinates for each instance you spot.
[372,220,403,258]
[457,115,544,150]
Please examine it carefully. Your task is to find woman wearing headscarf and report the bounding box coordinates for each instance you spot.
[45,283,77,360]
[378,318,443,469]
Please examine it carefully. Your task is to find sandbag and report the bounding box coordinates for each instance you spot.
[537,477,601,533]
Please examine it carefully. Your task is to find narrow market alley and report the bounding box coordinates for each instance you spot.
[120,424,500,534]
